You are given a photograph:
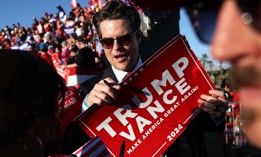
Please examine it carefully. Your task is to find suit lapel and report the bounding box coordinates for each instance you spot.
[100,66,118,83]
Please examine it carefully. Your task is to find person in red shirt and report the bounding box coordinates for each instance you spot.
[38,42,54,66]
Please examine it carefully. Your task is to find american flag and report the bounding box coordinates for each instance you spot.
[73,136,110,157]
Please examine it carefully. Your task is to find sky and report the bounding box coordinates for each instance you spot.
[0,0,213,61]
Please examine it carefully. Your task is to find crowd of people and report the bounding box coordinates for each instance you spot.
[1,0,261,157]
[0,0,150,70]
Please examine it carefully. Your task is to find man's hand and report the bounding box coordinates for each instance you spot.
[85,77,121,107]
[198,90,228,118]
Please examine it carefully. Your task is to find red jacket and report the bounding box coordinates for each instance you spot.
[41,53,54,66]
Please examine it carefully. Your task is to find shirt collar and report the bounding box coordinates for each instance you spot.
[112,56,143,83]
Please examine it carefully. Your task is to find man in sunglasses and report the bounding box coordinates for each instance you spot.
[133,0,261,153]
[80,1,228,156]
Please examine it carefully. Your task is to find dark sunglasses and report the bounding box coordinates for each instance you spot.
[183,0,261,43]
[99,31,137,49]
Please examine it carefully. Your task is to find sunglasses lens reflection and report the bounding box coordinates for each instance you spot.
[119,35,132,46]
[101,38,114,49]
[100,34,133,49]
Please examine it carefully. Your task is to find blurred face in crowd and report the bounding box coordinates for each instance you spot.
[100,18,140,72]
[211,0,261,148]
[224,85,231,93]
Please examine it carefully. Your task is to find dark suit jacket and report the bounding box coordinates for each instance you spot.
[80,66,117,97]
[78,66,226,157]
